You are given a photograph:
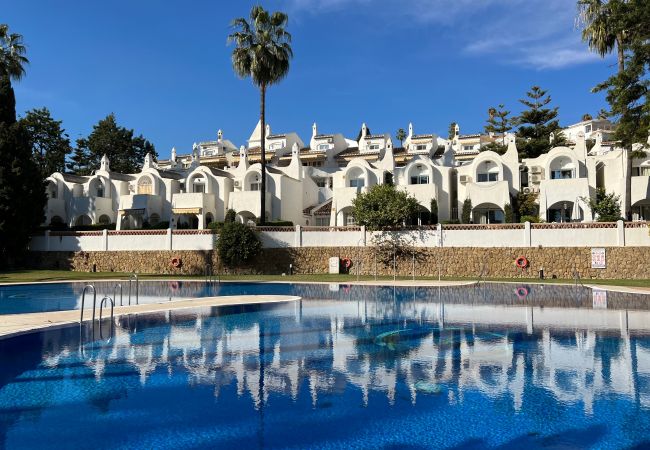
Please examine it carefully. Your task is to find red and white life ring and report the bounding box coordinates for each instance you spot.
[171,257,182,268]
[342,258,352,269]
[515,256,529,269]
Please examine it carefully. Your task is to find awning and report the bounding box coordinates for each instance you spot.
[172,207,202,215]
[119,208,145,215]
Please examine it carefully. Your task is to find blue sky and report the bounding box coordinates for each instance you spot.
[6,0,615,159]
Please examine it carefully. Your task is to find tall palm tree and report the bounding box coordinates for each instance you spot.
[228,6,293,225]
[577,0,626,73]
[0,24,29,124]
[0,24,29,81]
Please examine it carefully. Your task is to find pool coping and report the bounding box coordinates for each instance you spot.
[0,294,301,340]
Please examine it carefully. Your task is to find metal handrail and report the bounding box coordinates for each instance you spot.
[113,283,123,306]
[128,273,139,305]
[80,284,97,324]
[99,296,115,339]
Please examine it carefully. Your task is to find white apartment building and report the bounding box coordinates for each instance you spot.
[42,120,650,229]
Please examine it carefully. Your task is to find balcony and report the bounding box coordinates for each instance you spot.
[172,192,215,211]
[333,186,368,209]
[70,196,113,217]
[229,190,271,217]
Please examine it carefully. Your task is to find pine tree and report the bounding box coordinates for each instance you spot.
[461,199,472,224]
[515,86,565,158]
[483,104,512,154]
[21,107,71,179]
[73,113,157,174]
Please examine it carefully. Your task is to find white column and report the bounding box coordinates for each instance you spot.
[524,221,531,247]
[361,225,366,246]
[295,225,302,248]
[103,229,108,251]
[45,230,51,251]
[167,228,173,251]
[617,219,625,246]
[437,223,443,247]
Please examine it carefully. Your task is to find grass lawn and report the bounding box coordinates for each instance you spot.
[1,269,649,288]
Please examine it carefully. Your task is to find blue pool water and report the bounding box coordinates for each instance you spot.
[1,282,650,449]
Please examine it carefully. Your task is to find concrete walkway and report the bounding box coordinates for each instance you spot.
[0,295,300,339]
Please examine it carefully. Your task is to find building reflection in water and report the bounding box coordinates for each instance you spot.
[17,285,650,419]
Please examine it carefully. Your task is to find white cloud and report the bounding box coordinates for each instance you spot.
[283,0,602,70]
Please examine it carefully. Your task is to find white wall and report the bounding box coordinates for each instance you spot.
[29,221,650,251]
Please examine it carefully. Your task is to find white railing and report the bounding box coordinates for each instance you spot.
[29,221,649,251]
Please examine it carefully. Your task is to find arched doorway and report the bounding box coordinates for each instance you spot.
[473,203,504,224]
[547,201,583,222]
[74,215,92,227]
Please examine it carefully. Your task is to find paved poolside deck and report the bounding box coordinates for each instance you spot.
[0,295,301,339]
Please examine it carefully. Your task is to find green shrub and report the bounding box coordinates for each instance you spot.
[217,222,262,267]
[504,203,514,223]
[429,199,439,224]
[71,223,116,231]
[520,215,541,223]
[225,209,236,223]
[208,221,225,232]
[461,199,472,224]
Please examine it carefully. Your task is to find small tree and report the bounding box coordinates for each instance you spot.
[225,208,236,223]
[461,199,472,224]
[429,198,438,224]
[395,128,406,147]
[217,222,262,267]
[504,203,514,223]
[448,122,457,140]
[586,188,622,222]
[352,184,419,230]
[516,190,539,222]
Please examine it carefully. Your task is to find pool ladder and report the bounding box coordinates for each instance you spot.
[205,264,220,284]
[80,284,115,340]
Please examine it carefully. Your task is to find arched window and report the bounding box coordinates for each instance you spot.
[409,165,429,185]
[149,213,160,226]
[98,215,111,225]
[192,175,206,193]
[477,161,500,182]
[137,177,153,194]
[550,157,575,179]
[249,174,261,191]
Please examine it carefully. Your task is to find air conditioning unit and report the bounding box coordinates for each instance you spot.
[234,180,241,188]
[530,174,542,183]
[523,187,532,194]
[530,166,543,174]
[459,175,471,184]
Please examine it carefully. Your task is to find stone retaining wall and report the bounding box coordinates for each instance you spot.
[29,246,650,279]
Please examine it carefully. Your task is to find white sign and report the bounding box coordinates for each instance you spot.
[591,248,606,269]
[592,289,607,309]
[328,257,340,274]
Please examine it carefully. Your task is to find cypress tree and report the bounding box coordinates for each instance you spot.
[0,75,46,265]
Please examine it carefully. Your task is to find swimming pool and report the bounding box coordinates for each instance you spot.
[1,282,650,448]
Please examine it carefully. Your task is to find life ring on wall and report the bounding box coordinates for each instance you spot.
[171,257,182,268]
[515,286,529,300]
[515,256,529,269]
[342,258,352,269]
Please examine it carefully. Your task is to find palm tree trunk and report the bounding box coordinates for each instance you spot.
[260,83,266,225]
[616,35,631,218]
